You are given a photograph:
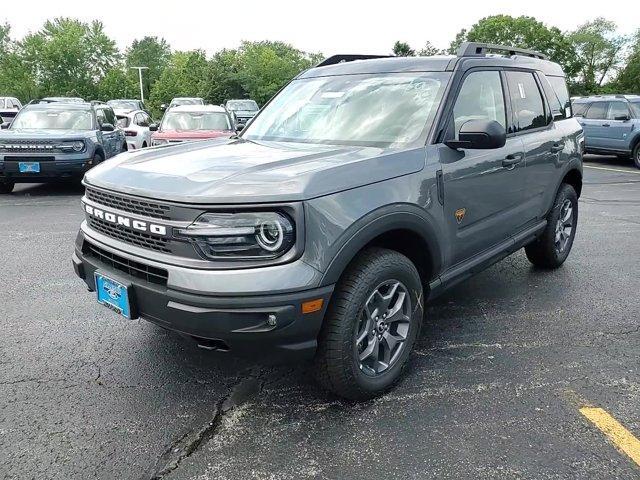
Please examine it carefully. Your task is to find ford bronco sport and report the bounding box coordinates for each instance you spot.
[73,43,583,400]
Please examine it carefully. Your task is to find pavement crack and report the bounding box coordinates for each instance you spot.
[148,368,265,480]
[602,325,640,336]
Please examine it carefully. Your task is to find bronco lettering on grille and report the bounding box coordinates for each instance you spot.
[83,203,168,236]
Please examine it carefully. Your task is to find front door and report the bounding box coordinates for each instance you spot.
[605,101,635,152]
[579,101,608,150]
[440,69,528,266]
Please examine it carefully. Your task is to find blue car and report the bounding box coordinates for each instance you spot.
[572,95,640,168]
[0,101,126,193]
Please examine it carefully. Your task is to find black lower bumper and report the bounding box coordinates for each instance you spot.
[1,159,94,183]
[73,245,334,362]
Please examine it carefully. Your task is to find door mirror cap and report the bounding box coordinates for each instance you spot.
[100,123,115,132]
[149,123,159,131]
[444,119,506,150]
[614,114,630,121]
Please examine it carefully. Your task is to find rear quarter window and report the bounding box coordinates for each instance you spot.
[546,76,572,118]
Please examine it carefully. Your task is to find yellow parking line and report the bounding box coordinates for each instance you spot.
[580,406,640,467]
[584,165,640,175]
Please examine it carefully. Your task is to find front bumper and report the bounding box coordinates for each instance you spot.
[73,232,334,362]
[0,155,95,182]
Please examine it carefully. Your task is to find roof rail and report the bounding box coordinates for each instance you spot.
[457,42,548,60]
[316,54,394,68]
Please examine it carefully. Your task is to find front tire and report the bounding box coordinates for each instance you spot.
[633,143,640,169]
[314,248,423,401]
[0,180,15,194]
[525,183,578,269]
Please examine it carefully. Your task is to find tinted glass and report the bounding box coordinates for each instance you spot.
[244,72,450,148]
[506,71,548,131]
[103,108,117,125]
[95,109,106,125]
[585,102,607,119]
[11,109,93,130]
[547,76,571,118]
[116,115,130,128]
[572,102,589,117]
[607,101,629,120]
[452,70,506,138]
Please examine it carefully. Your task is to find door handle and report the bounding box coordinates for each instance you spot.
[602,123,610,127]
[502,153,523,169]
[550,142,565,153]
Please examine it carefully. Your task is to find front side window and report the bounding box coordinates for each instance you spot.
[11,109,93,130]
[585,102,607,120]
[506,71,548,132]
[243,72,450,148]
[161,111,231,131]
[452,70,506,139]
[607,101,629,120]
[572,102,589,117]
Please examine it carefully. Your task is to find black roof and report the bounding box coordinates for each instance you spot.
[300,42,564,79]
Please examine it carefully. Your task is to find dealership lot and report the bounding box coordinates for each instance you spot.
[0,156,638,479]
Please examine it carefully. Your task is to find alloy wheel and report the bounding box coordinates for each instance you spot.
[355,280,412,376]
[555,199,574,253]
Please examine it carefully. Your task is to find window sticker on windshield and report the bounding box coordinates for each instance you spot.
[518,83,526,99]
[321,92,345,99]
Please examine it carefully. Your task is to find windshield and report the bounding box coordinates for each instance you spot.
[108,100,139,110]
[243,72,450,148]
[11,109,93,130]
[161,111,231,131]
[170,98,204,107]
[227,100,258,112]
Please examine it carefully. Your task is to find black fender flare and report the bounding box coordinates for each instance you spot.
[319,203,443,286]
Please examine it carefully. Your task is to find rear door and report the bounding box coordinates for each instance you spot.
[580,102,608,150]
[605,101,634,152]
[440,69,527,266]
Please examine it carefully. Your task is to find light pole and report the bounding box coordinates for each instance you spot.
[130,66,149,102]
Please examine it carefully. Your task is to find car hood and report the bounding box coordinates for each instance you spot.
[0,129,92,139]
[153,130,234,140]
[84,138,425,204]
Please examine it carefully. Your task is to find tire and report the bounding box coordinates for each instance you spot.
[122,142,128,152]
[313,247,424,401]
[93,152,104,167]
[633,143,640,170]
[525,183,578,269]
[142,142,147,148]
[0,180,15,194]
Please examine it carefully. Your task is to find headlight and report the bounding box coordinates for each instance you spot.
[72,141,85,152]
[176,212,295,260]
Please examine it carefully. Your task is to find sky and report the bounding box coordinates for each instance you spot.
[2,0,637,56]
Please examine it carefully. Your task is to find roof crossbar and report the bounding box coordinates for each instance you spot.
[316,54,394,68]
[457,42,548,60]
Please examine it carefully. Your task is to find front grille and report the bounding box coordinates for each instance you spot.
[83,242,168,286]
[86,187,171,220]
[0,139,63,154]
[88,217,171,253]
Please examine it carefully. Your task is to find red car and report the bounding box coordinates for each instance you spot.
[150,105,235,146]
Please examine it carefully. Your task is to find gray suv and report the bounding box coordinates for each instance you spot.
[572,95,640,168]
[73,43,583,400]
[0,102,127,193]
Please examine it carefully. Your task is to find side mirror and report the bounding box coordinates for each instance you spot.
[236,123,245,132]
[100,123,115,132]
[614,114,630,121]
[445,119,506,150]
[149,124,159,132]
[1,122,10,130]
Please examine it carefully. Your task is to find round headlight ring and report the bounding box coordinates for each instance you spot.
[256,220,284,252]
[72,141,84,152]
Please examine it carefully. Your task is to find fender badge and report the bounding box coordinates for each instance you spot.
[455,208,466,224]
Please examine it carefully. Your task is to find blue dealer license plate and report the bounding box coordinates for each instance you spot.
[18,162,40,173]
[94,273,132,319]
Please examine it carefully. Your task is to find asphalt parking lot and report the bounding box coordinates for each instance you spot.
[0,155,638,480]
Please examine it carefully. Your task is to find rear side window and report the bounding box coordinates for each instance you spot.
[452,70,506,139]
[572,102,589,117]
[585,102,607,120]
[607,101,629,120]
[546,76,572,118]
[506,71,549,132]
[541,75,571,120]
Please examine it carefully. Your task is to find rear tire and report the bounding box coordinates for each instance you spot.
[525,183,578,269]
[633,143,640,169]
[0,180,15,194]
[93,152,104,166]
[313,248,423,401]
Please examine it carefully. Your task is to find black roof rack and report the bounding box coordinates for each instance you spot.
[316,54,394,68]
[457,42,548,60]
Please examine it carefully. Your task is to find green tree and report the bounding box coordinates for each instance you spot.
[125,36,171,100]
[392,41,415,57]
[569,18,628,94]
[417,41,444,56]
[616,30,640,93]
[201,49,244,104]
[96,68,138,101]
[448,15,578,78]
